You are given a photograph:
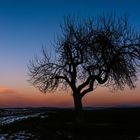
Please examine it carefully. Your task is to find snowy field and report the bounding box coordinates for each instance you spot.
[0,131,36,140]
[0,108,48,140]
[0,112,45,125]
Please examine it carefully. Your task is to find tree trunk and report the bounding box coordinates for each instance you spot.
[73,93,82,112]
[73,92,84,123]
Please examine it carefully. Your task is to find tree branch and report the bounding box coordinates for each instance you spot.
[80,78,95,98]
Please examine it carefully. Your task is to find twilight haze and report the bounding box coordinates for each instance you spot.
[0,0,140,108]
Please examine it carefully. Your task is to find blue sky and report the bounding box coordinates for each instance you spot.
[0,0,140,107]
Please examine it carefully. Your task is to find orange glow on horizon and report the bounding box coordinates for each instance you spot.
[0,87,17,94]
[0,84,140,108]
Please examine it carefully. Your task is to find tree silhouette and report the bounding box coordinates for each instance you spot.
[28,15,140,112]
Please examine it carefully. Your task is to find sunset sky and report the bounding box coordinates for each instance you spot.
[0,0,140,108]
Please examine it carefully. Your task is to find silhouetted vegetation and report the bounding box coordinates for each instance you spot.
[28,15,140,112]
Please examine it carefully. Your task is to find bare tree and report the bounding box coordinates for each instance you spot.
[28,15,140,112]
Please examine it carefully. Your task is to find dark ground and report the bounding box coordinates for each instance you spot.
[1,107,140,140]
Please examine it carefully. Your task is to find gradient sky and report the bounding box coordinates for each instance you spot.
[0,0,140,108]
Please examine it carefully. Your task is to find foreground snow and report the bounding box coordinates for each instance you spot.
[0,131,36,140]
[0,113,47,125]
[0,112,48,139]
